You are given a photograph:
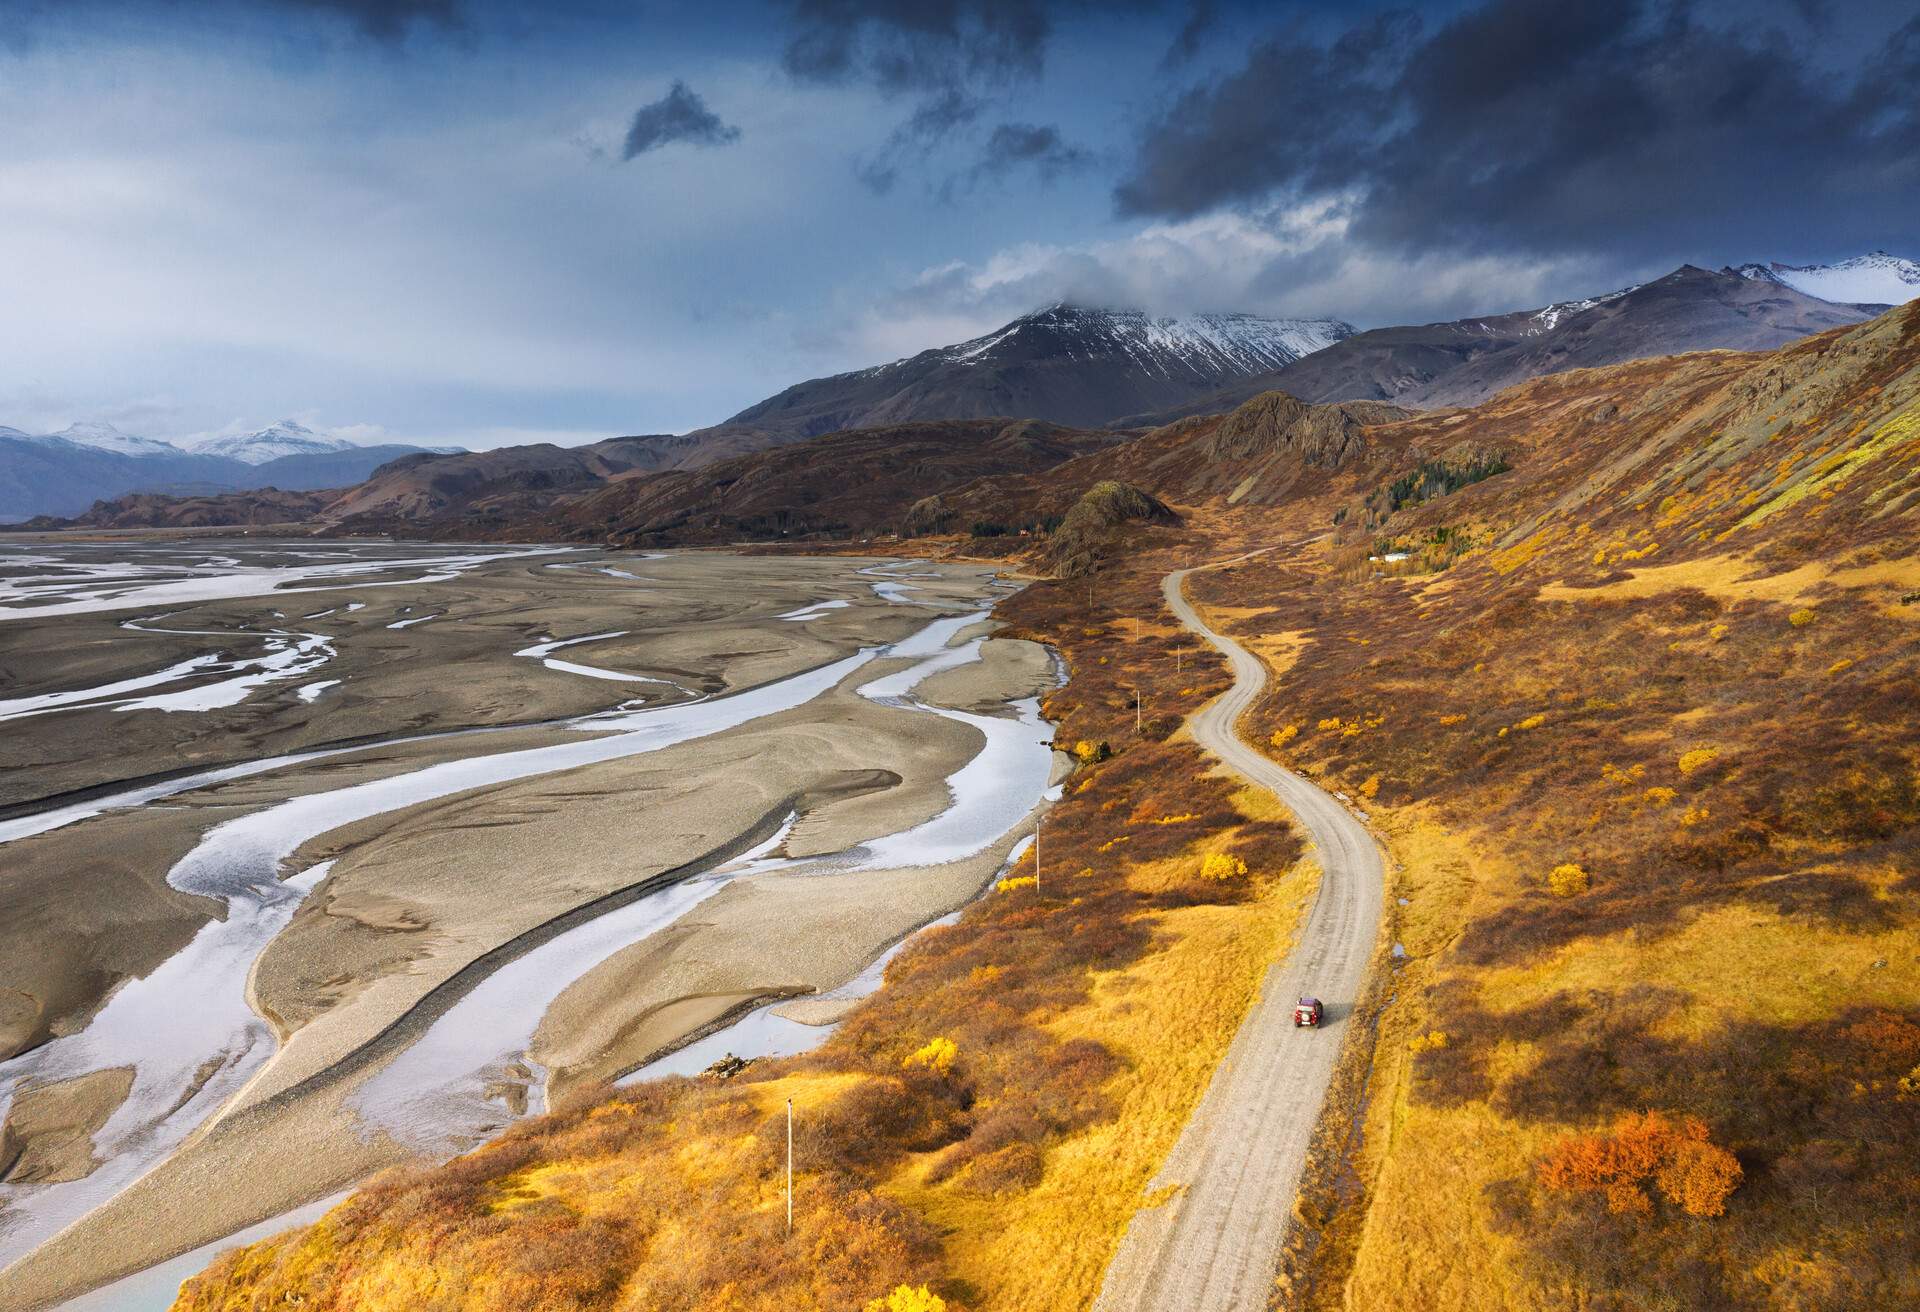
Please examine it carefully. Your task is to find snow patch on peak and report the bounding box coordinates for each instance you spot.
[1525,285,1638,334]
[187,420,356,464]
[1760,252,1920,307]
[895,306,1354,378]
[42,422,181,458]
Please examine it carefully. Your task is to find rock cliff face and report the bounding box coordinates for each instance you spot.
[1203,394,1412,467]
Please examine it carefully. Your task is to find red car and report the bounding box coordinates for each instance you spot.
[1294,996,1323,1027]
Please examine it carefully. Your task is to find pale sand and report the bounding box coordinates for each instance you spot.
[0,551,1039,1309]
[0,1069,134,1186]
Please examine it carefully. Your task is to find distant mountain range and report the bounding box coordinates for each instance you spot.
[1112,260,1903,425]
[0,419,461,520]
[18,252,1914,536]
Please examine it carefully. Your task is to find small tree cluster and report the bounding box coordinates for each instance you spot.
[1199,852,1248,881]
[865,1285,947,1312]
[1537,1109,1742,1217]
[903,1037,957,1075]
[1071,739,1111,764]
[1547,863,1590,897]
[1677,746,1720,775]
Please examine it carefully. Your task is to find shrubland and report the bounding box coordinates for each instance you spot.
[1183,303,1920,1310]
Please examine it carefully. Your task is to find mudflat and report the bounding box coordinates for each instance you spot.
[0,540,1060,1309]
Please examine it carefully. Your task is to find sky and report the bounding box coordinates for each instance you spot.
[1,0,1915,450]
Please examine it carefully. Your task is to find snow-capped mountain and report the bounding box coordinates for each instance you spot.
[185,419,355,465]
[36,421,185,459]
[1524,285,1639,334]
[1,419,465,521]
[1735,252,1920,306]
[720,304,1356,439]
[922,307,1351,378]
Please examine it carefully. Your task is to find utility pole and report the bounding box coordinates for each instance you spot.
[786,1097,793,1237]
[1135,687,1142,733]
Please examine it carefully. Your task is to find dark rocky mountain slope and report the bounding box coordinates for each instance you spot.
[718,305,1352,439]
[1117,265,1876,425]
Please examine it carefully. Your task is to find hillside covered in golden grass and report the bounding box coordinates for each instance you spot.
[174,305,1919,1312]
[1184,302,1920,1309]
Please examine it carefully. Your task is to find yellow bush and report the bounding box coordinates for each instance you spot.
[1593,548,1607,566]
[1548,863,1590,897]
[903,1037,957,1074]
[866,1286,948,1312]
[996,875,1037,893]
[1709,623,1729,641]
[1359,774,1381,799]
[1438,713,1467,726]
[1153,812,1199,825]
[1515,713,1547,730]
[1317,716,1342,731]
[1678,746,1720,775]
[1199,852,1248,882]
[1408,1030,1450,1053]
[1270,724,1299,747]
[1788,608,1816,627]
[1828,657,1854,675]
[1680,805,1710,828]
[1071,739,1110,764]
[1643,786,1677,807]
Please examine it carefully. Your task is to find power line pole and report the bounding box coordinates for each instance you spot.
[786,1097,793,1237]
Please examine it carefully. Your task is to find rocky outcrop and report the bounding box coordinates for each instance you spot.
[1038,480,1179,578]
[1204,393,1412,468]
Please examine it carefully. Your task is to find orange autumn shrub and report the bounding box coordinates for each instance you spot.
[1538,1109,1742,1217]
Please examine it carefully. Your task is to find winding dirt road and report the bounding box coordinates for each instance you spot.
[1091,561,1386,1312]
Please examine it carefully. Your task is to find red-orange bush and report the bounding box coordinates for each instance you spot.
[1537,1109,1742,1217]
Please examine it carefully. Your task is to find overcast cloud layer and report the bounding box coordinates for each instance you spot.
[0,0,1913,449]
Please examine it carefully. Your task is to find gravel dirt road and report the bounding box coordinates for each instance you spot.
[1092,560,1386,1312]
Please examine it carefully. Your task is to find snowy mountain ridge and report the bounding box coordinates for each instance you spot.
[35,421,186,458]
[184,419,355,465]
[866,305,1355,381]
[7,418,461,463]
[1734,252,1920,306]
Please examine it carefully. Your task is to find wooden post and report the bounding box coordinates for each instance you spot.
[1033,821,1040,893]
[1135,687,1142,733]
[786,1097,793,1237]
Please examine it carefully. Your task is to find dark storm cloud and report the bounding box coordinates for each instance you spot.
[781,0,1063,92]
[971,122,1091,184]
[1115,0,1920,260]
[621,81,742,160]
[856,88,982,193]
[782,0,1160,183]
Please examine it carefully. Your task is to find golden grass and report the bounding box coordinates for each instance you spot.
[1339,807,1550,1311]
[884,849,1317,1312]
[1477,900,1920,1041]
